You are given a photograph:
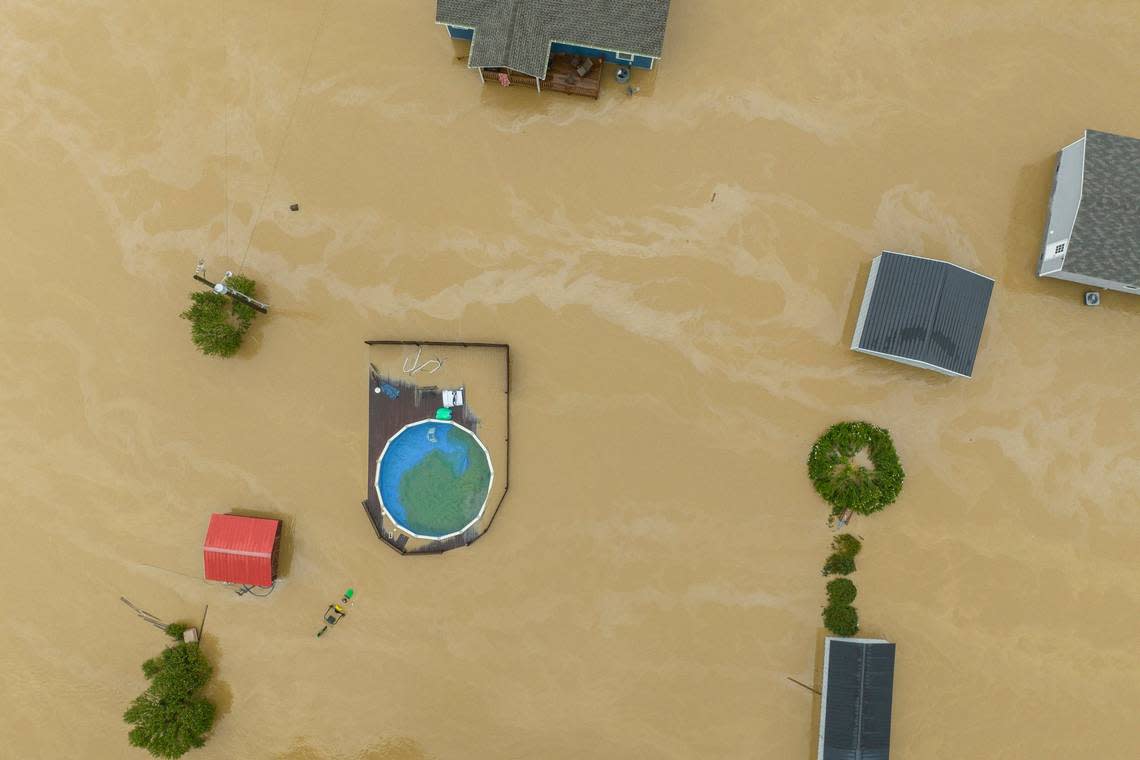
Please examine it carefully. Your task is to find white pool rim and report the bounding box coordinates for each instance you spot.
[374,418,494,541]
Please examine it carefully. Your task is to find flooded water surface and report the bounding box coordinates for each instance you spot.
[2,1,1139,758]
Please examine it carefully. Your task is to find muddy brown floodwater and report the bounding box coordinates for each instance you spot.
[2,2,1139,759]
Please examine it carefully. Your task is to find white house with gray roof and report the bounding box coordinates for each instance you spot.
[436,0,670,80]
[1039,129,1140,294]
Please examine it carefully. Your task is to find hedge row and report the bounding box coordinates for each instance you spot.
[821,533,862,635]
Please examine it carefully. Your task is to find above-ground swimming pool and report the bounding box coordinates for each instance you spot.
[375,419,493,539]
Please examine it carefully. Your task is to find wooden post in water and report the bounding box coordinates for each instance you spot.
[786,676,821,696]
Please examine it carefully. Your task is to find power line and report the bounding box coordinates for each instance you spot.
[237,0,336,274]
[222,0,229,260]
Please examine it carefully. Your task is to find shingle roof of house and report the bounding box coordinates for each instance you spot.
[1065,129,1140,286]
[436,0,671,79]
[852,252,994,378]
[819,639,896,760]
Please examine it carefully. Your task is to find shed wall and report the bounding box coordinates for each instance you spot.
[1040,137,1085,276]
[850,255,882,350]
[1039,267,1140,294]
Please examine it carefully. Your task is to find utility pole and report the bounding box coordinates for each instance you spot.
[193,261,269,314]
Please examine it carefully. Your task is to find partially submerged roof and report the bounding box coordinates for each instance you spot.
[1064,129,1140,286]
[202,513,280,587]
[818,638,896,760]
[851,251,994,378]
[436,0,671,79]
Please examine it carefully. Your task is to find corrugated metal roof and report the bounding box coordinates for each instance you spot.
[821,639,896,760]
[436,0,671,79]
[202,513,280,587]
[1064,129,1140,288]
[855,252,993,377]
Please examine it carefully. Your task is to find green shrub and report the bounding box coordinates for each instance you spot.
[164,622,188,641]
[822,552,856,576]
[807,421,905,516]
[225,275,257,326]
[124,642,216,758]
[125,692,215,759]
[822,603,859,636]
[826,578,857,605]
[180,275,258,357]
[832,533,862,558]
[147,643,211,697]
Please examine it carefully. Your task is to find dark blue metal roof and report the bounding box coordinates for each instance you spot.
[821,640,896,760]
[854,252,993,377]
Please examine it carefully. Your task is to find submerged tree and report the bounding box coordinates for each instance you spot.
[142,641,212,697]
[826,577,857,606]
[124,626,216,759]
[821,552,856,576]
[124,689,215,759]
[831,533,862,558]
[180,274,258,357]
[163,622,188,641]
[822,603,859,637]
[807,421,905,517]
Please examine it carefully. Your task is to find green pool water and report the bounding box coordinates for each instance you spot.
[376,420,493,539]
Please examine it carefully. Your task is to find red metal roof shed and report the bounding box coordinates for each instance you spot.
[203,513,281,587]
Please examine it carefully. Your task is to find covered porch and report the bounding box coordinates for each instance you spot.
[480,54,603,99]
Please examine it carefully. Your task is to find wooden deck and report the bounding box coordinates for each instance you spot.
[481,54,603,99]
[363,367,480,551]
[362,342,510,555]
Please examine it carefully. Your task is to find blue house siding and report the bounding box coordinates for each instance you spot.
[550,42,655,69]
[442,27,657,73]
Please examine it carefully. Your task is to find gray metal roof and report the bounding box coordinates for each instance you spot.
[436,1,670,79]
[1065,129,1140,286]
[854,252,994,378]
[821,640,896,760]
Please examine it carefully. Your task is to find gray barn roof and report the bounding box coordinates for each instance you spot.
[1064,130,1140,286]
[852,252,994,378]
[436,1,671,79]
[819,639,896,760]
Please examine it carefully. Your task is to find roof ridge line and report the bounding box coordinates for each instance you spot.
[916,263,948,361]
